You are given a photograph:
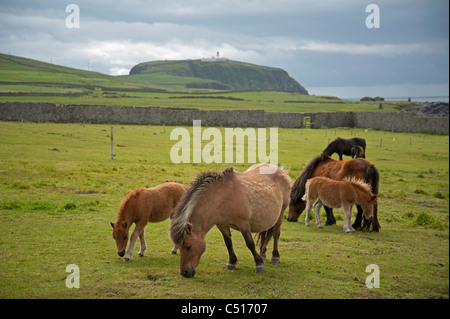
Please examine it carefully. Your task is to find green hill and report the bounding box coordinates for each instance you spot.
[0,53,164,92]
[0,53,308,94]
[128,59,309,94]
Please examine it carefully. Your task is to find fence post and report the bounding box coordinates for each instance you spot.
[110,126,114,160]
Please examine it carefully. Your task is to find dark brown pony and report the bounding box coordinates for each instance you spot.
[323,137,366,160]
[288,154,380,231]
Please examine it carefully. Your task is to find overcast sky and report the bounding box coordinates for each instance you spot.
[0,0,448,98]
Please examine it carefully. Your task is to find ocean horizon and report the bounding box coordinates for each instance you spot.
[344,96,449,103]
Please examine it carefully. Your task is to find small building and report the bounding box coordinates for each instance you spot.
[202,51,228,62]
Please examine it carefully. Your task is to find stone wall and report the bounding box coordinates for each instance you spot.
[1,102,448,134]
[310,111,448,134]
[0,102,304,128]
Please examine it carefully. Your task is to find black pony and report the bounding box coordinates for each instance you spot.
[323,137,366,160]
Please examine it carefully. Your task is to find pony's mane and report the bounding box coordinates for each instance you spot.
[343,177,372,194]
[116,187,143,222]
[290,153,333,205]
[170,167,235,246]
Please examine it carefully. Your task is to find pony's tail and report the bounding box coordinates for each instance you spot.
[255,229,274,252]
[301,178,311,202]
[365,166,379,195]
[362,165,380,232]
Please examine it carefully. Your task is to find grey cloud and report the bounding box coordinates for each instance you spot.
[0,0,448,97]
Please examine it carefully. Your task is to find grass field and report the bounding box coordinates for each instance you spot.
[0,121,448,299]
[0,89,409,114]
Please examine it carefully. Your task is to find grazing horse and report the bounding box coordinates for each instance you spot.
[351,145,365,158]
[110,182,188,261]
[170,164,291,278]
[302,176,377,233]
[288,154,380,232]
[323,137,366,160]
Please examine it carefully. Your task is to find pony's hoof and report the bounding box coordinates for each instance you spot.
[138,253,144,257]
[123,257,130,262]
[271,258,280,265]
[344,228,355,233]
[226,263,236,270]
[255,266,265,274]
[171,250,177,255]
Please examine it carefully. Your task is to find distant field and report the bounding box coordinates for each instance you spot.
[1,52,417,113]
[0,121,448,298]
[0,88,409,113]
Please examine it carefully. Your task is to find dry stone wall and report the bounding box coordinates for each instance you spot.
[310,111,448,134]
[0,102,448,134]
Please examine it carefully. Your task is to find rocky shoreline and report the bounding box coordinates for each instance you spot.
[411,101,449,117]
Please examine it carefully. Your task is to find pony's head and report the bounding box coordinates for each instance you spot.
[351,145,365,159]
[288,154,331,222]
[178,223,206,278]
[287,201,306,222]
[110,221,129,257]
[362,194,377,220]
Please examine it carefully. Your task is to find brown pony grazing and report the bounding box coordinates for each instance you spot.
[110,182,188,261]
[302,176,377,233]
[288,153,380,232]
[351,145,365,158]
[170,164,291,278]
[323,137,366,160]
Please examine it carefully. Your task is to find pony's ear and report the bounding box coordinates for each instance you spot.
[185,222,192,234]
[110,222,115,229]
[122,221,128,228]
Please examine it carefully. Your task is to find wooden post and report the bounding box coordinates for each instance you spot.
[110,126,114,160]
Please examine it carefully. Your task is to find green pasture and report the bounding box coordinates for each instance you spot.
[0,121,448,299]
[0,88,406,113]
